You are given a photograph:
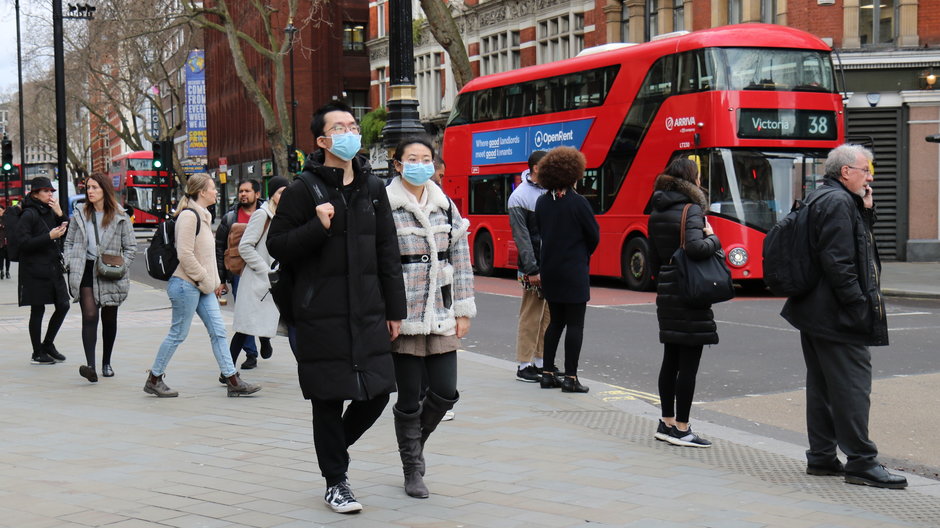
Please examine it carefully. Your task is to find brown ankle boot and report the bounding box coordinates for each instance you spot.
[143,372,178,398]
[225,374,261,397]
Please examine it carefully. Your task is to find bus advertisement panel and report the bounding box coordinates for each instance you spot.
[108,151,174,226]
[442,24,844,290]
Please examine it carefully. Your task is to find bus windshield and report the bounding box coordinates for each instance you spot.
[128,158,155,171]
[701,149,828,232]
[718,48,835,92]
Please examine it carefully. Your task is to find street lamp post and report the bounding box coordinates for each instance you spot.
[381,0,425,153]
[15,0,26,191]
[285,19,298,174]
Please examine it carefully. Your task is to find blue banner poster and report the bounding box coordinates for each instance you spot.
[470,119,594,166]
[185,50,207,157]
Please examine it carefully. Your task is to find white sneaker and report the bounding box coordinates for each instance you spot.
[442,410,455,422]
[324,480,362,513]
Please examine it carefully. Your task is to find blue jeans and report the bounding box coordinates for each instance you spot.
[151,277,236,377]
[231,275,258,358]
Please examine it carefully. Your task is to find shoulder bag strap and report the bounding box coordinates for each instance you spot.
[91,211,102,249]
[679,203,692,250]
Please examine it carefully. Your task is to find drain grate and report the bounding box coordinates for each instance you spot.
[547,409,939,527]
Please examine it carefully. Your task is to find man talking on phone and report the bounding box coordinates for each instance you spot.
[781,144,906,489]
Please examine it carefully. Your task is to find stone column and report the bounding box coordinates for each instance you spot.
[626,0,646,42]
[842,0,861,49]
[776,0,787,26]
[897,0,919,48]
[711,0,728,28]
[742,0,761,22]
[603,0,624,43]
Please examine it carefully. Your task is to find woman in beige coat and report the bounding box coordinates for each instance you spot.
[144,173,260,398]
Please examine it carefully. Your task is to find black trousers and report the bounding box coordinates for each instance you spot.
[801,332,879,472]
[543,302,586,376]
[658,343,703,423]
[311,395,389,486]
[392,351,458,414]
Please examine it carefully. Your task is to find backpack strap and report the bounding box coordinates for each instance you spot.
[297,171,329,207]
[184,207,201,236]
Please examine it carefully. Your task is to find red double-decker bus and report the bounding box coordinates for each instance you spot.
[1,164,24,208]
[442,24,844,290]
[108,151,174,225]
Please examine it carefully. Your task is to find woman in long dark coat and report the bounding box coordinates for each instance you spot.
[535,147,599,394]
[647,158,722,448]
[15,177,70,365]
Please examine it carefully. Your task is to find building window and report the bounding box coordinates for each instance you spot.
[480,31,521,75]
[728,0,742,24]
[648,0,660,39]
[377,2,386,38]
[343,22,366,52]
[673,0,685,31]
[859,0,896,46]
[378,67,387,106]
[416,52,443,116]
[538,14,585,63]
[761,0,776,23]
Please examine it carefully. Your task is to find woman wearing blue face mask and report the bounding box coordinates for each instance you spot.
[386,137,476,499]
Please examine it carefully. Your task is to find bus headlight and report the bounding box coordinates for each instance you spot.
[727,247,748,268]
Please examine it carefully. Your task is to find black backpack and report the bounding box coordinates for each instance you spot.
[146,208,200,281]
[4,205,26,262]
[762,187,835,297]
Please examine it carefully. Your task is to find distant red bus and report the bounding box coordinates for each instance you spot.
[442,24,844,290]
[108,151,173,225]
[0,164,24,208]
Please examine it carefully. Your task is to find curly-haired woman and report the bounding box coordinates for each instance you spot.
[534,147,599,393]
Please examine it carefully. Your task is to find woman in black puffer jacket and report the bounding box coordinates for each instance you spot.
[647,158,721,448]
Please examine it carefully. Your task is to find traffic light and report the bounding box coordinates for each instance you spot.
[287,145,298,174]
[1,136,12,172]
[152,139,173,170]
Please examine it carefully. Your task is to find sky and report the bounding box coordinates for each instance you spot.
[0,0,48,97]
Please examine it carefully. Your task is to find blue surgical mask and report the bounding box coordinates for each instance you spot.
[326,132,361,161]
[402,162,435,186]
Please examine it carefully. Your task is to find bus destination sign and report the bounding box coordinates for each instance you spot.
[471,119,594,166]
[737,109,837,140]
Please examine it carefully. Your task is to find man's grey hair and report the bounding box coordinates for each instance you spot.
[824,144,873,178]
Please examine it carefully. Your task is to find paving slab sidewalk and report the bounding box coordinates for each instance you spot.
[2,272,940,527]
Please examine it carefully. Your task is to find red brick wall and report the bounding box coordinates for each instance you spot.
[692,0,712,30]
[919,0,940,46]
[785,0,843,47]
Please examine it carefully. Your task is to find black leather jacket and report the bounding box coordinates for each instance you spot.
[781,177,888,346]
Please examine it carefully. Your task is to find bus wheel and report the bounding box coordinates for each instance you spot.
[473,231,495,276]
[622,237,653,291]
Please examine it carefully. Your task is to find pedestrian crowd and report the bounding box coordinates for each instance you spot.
[1,101,907,515]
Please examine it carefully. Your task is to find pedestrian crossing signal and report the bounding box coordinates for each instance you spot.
[152,140,172,171]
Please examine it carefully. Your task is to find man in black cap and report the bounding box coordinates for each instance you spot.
[15,176,70,364]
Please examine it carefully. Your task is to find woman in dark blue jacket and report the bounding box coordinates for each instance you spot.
[647,158,721,448]
[535,147,599,393]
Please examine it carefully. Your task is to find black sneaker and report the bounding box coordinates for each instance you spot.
[665,425,712,448]
[43,344,66,363]
[31,351,55,365]
[516,365,541,383]
[324,479,362,513]
[260,340,273,359]
[241,357,258,370]
[654,420,671,441]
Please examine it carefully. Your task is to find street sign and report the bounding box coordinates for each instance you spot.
[219,156,228,173]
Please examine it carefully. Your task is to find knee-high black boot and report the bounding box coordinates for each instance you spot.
[393,405,429,498]
[418,390,459,476]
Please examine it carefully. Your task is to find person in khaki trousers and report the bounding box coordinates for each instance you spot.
[508,150,551,382]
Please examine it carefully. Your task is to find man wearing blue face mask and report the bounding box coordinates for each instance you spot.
[267,101,407,514]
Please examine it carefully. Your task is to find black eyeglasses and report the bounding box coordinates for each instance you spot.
[845,165,871,175]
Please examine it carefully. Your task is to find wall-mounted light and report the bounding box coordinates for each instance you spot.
[920,70,937,90]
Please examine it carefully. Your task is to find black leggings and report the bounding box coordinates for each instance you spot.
[0,247,9,273]
[543,302,586,376]
[230,333,271,363]
[80,261,118,367]
[29,302,69,353]
[658,343,704,423]
[393,351,458,414]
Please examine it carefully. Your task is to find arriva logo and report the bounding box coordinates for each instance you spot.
[665,116,696,131]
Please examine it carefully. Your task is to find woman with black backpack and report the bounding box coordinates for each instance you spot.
[15,177,70,365]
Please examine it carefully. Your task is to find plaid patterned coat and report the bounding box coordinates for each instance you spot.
[387,177,476,337]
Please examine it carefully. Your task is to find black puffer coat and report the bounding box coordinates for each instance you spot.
[647,175,721,345]
[15,194,69,307]
[781,177,888,346]
[267,153,407,401]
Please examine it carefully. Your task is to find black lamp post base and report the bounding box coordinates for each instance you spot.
[383,97,426,150]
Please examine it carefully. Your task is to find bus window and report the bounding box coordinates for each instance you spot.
[469,174,512,215]
[639,55,675,99]
[506,85,525,118]
[447,93,473,126]
[677,50,717,93]
[720,48,835,92]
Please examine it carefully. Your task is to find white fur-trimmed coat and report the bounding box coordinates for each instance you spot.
[387,177,476,337]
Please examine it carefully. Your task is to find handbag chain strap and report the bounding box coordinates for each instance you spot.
[678,203,692,250]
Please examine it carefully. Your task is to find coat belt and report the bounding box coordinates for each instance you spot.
[401,251,449,264]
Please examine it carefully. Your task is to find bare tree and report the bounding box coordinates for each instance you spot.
[419,0,473,90]
[182,0,308,177]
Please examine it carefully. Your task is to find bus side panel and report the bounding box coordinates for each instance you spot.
[708,216,764,281]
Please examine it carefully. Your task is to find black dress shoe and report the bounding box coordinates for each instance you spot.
[102,364,114,377]
[561,376,589,393]
[807,460,844,476]
[845,465,908,489]
[79,365,98,383]
[540,371,561,389]
[241,357,258,370]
